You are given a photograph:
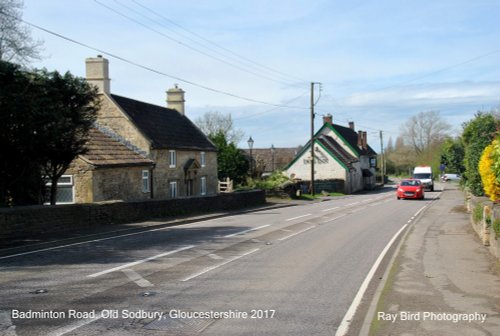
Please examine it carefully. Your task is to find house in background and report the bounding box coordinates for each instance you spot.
[285,114,377,194]
[242,147,300,177]
[54,55,218,204]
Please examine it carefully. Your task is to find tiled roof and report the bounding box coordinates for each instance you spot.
[331,124,377,156]
[110,94,216,151]
[81,128,154,168]
[317,134,358,168]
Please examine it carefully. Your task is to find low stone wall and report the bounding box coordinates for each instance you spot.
[0,190,266,245]
[466,191,500,259]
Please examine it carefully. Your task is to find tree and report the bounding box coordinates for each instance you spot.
[0,0,43,66]
[36,69,100,205]
[0,61,99,206]
[479,139,500,202]
[209,131,249,184]
[401,111,450,160]
[462,112,499,196]
[195,111,244,143]
[440,137,465,174]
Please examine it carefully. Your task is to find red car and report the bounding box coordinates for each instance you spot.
[397,179,425,200]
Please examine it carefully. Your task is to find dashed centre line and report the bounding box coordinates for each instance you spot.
[223,224,270,238]
[278,226,315,241]
[286,214,312,221]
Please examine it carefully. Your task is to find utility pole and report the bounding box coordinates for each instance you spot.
[379,130,385,185]
[310,82,321,196]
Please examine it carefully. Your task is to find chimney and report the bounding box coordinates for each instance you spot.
[323,113,332,125]
[348,121,355,130]
[358,131,363,148]
[167,84,185,115]
[85,55,110,94]
[362,131,368,149]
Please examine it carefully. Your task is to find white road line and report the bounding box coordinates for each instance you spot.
[207,253,224,260]
[88,245,195,278]
[278,226,315,241]
[322,214,347,223]
[46,314,102,336]
[181,248,260,282]
[285,214,311,221]
[336,204,428,336]
[322,206,339,212]
[345,202,360,206]
[122,269,153,287]
[223,224,270,238]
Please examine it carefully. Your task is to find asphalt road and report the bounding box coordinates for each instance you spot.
[0,187,440,336]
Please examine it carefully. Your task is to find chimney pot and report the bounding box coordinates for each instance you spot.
[349,121,355,130]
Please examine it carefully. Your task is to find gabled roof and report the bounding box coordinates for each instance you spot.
[328,123,377,156]
[81,128,154,168]
[316,134,358,168]
[110,94,216,151]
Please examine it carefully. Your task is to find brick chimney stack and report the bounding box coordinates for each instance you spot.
[167,84,185,115]
[362,131,368,149]
[349,121,355,130]
[323,114,332,125]
[85,55,110,94]
[357,131,363,148]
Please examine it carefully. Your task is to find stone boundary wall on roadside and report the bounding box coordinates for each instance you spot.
[0,190,266,244]
[466,192,500,259]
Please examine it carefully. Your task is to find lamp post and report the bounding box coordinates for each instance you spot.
[247,136,254,177]
[271,144,276,172]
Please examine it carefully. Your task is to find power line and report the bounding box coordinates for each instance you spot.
[234,91,309,121]
[94,0,302,86]
[129,0,307,84]
[0,10,309,109]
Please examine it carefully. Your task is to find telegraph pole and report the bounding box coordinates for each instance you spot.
[379,130,385,185]
[310,82,321,196]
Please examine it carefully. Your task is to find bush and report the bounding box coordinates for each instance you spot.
[479,139,500,202]
[473,203,483,223]
[493,218,500,238]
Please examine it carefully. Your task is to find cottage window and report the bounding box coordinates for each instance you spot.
[142,170,150,193]
[200,176,207,196]
[169,181,177,198]
[45,175,74,204]
[169,150,176,168]
[200,152,206,168]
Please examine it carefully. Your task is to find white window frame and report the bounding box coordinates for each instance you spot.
[200,176,207,196]
[142,170,150,193]
[45,175,75,204]
[169,150,176,168]
[200,152,206,168]
[169,181,177,198]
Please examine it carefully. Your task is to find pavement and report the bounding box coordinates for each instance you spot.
[365,183,500,335]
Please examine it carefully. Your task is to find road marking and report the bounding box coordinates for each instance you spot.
[181,248,259,282]
[46,314,102,336]
[336,204,429,336]
[223,224,270,238]
[285,214,311,221]
[322,214,347,223]
[278,226,315,241]
[207,253,224,260]
[88,245,195,278]
[122,269,153,287]
[322,206,339,212]
[345,202,360,206]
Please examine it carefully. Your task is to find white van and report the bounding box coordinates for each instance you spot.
[413,166,434,191]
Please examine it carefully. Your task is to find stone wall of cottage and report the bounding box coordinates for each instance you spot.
[92,167,152,202]
[65,157,94,203]
[151,149,218,199]
[96,94,151,154]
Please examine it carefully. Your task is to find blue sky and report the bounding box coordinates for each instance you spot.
[22,0,500,151]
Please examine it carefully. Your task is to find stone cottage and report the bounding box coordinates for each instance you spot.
[285,115,377,194]
[52,56,218,204]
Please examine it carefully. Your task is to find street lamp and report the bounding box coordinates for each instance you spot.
[271,144,276,172]
[247,136,254,177]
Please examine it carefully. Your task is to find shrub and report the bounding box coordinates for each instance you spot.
[493,218,500,238]
[479,140,500,202]
[473,203,483,223]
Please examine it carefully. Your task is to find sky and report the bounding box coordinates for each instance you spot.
[19,0,500,151]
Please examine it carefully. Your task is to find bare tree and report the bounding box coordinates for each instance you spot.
[194,110,244,144]
[401,111,450,156]
[0,0,43,66]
